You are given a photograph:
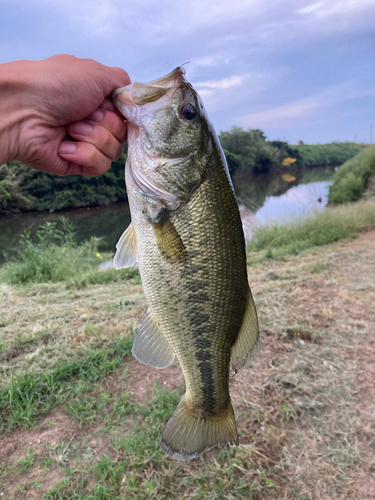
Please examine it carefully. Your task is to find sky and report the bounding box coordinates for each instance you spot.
[1,0,374,144]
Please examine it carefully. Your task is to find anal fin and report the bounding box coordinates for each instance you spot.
[231,288,260,373]
[113,222,137,270]
[133,308,175,368]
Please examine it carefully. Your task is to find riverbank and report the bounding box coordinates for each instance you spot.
[0,209,374,498]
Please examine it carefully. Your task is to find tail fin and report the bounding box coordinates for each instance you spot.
[160,397,238,461]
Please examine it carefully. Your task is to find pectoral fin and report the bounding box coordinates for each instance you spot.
[152,219,187,263]
[133,308,175,368]
[231,289,260,373]
[113,222,137,270]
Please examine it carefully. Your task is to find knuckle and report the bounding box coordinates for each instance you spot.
[114,144,122,161]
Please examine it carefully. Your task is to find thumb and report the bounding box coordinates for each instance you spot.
[103,66,131,95]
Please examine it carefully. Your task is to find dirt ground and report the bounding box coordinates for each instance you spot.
[0,231,374,499]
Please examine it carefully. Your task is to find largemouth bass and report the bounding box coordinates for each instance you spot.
[112,67,259,461]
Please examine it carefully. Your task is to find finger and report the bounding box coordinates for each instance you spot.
[58,141,112,176]
[62,163,101,177]
[67,121,123,161]
[100,98,127,121]
[86,107,127,143]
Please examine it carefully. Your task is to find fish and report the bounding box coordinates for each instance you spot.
[112,67,259,461]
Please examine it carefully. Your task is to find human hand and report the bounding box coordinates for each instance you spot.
[0,54,130,176]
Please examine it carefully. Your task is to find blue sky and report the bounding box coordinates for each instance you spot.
[1,0,374,144]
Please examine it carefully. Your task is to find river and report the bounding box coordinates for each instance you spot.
[0,165,335,265]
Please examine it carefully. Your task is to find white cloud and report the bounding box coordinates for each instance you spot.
[196,74,248,90]
[236,98,322,129]
[297,2,325,15]
[197,89,214,98]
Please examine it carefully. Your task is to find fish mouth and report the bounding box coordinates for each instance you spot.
[112,67,186,115]
[146,66,186,88]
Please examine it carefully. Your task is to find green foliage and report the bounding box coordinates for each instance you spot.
[0,149,127,213]
[0,217,101,284]
[223,149,241,176]
[247,200,375,261]
[288,142,365,167]
[270,140,301,165]
[0,161,33,210]
[219,127,276,173]
[18,451,35,472]
[329,145,375,204]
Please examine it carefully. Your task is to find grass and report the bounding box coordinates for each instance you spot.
[247,199,375,262]
[329,145,375,203]
[0,337,133,435]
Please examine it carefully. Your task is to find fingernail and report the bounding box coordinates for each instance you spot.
[70,122,93,136]
[88,109,104,122]
[59,142,77,154]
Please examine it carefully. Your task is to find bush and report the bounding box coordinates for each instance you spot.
[219,127,276,174]
[0,218,101,284]
[0,148,127,213]
[329,145,375,204]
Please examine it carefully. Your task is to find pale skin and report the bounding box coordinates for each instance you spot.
[0,54,131,176]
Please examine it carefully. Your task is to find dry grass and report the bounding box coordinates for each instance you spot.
[0,281,145,387]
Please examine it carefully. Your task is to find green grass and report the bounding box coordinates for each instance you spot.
[329,145,375,203]
[18,451,35,473]
[247,200,375,261]
[0,217,141,286]
[0,337,133,435]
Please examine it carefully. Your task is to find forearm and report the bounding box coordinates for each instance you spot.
[0,60,37,165]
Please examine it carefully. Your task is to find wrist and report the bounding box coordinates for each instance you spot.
[0,60,37,165]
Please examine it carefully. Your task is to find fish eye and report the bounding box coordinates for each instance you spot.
[180,103,197,121]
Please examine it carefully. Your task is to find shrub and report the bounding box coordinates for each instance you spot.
[0,218,101,284]
[329,145,375,204]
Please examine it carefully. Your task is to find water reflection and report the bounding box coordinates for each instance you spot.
[239,181,331,240]
[0,203,130,264]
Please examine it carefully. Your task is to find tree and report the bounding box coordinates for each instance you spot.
[219,127,276,173]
